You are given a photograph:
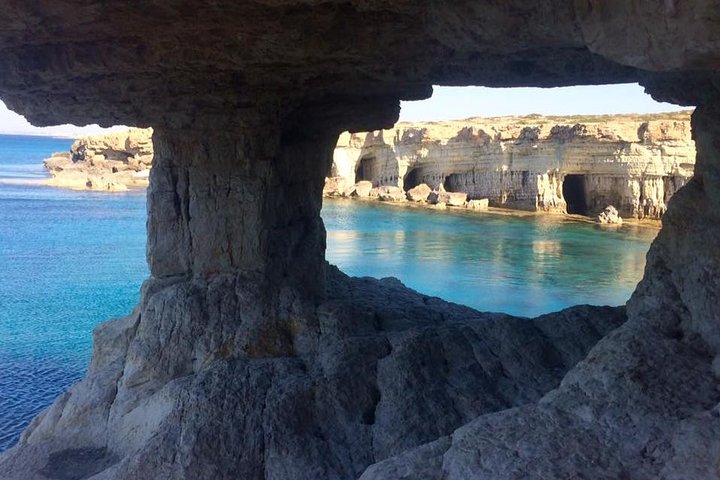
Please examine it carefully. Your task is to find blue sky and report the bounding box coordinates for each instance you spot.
[398,84,688,122]
[0,83,689,136]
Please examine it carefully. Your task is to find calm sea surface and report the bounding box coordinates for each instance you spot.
[0,134,657,451]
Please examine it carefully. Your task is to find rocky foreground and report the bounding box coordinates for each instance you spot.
[0,266,626,479]
[2,2,719,478]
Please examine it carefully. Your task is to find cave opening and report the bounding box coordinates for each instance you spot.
[443,173,461,192]
[563,174,588,215]
[403,167,422,191]
[355,155,376,183]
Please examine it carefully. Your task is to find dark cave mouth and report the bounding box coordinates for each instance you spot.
[563,174,588,215]
[404,167,422,192]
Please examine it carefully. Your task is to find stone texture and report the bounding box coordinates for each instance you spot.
[349,181,373,198]
[43,128,153,191]
[371,186,405,202]
[597,205,623,225]
[0,2,720,479]
[330,112,695,219]
[405,183,432,202]
[467,199,489,210]
[360,103,720,480]
[323,176,348,197]
[0,266,625,480]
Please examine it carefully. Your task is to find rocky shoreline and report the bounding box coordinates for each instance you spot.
[43,111,693,223]
[43,128,153,191]
[328,111,695,222]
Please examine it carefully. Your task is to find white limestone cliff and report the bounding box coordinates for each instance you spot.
[330,112,695,219]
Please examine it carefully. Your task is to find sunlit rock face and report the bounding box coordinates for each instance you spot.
[1,1,720,479]
[331,112,695,218]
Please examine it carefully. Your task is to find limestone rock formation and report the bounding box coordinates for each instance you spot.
[323,176,349,197]
[370,186,405,202]
[349,181,373,198]
[405,183,431,202]
[43,128,153,191]
[0,1,720,479]
[0,267,626,480]
[597,205,623,225]
[467,199,489,210]
[329,112,695,219]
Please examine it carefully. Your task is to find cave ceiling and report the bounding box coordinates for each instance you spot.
[0,1,718,129]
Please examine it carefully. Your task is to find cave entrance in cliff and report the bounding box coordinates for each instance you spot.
[563,174,588,215]
[443,174,462,192]
[355,155,376,183]
[404,168,422,192]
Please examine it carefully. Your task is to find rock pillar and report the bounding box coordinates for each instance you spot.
[146,125,335,298]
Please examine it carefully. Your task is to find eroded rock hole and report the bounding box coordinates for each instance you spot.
[563,174,588,215]
[355,155,376,183]
[404,167,422,192]
[443,173,461,191]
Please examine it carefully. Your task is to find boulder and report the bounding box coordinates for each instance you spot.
[373,186,406,202]
[349,180,373,198]
[42,152,74,172]
[467,199,489,210]
[323,176,347,197]
[446,192,467,207]
[597,205,623,224]
[428,188,466,207]
[406,183,432,202]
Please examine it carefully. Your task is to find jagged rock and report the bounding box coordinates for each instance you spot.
[349,181,373,198]
[516,126,541,144]
[405,183,432,202]
[372,186,406,202]
[42,152,74,172]
[0,266,626,480]
[1,2,720,479]
[467,199,489,210]
[446,192,467,207]
[427,187,467,207]
[597,205,623,224]
[44,128,154,191]
[548,123,589,141]
[323,176,348,197]
[84,176,128,192]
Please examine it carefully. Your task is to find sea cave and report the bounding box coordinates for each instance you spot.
[0,2,719,479]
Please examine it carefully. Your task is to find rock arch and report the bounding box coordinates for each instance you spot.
[0,2,719,479]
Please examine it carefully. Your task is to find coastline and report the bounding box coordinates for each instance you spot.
[0,175,148,192]
[323,195,662,232]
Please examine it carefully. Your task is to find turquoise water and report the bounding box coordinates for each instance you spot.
[0,134,657,451]
[324,199,655,316]
[0,135,148,451]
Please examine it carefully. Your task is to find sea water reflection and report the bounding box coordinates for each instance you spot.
[322,198,657,317]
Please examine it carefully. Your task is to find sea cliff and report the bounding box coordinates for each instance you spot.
[327,111,695,220]
[45,112,694,220]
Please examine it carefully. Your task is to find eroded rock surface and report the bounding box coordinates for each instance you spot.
[0,1,720,479]
[361,103,720,480]
[330,112,695,219]
[44,128,153,191]
[0,265,625,480]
